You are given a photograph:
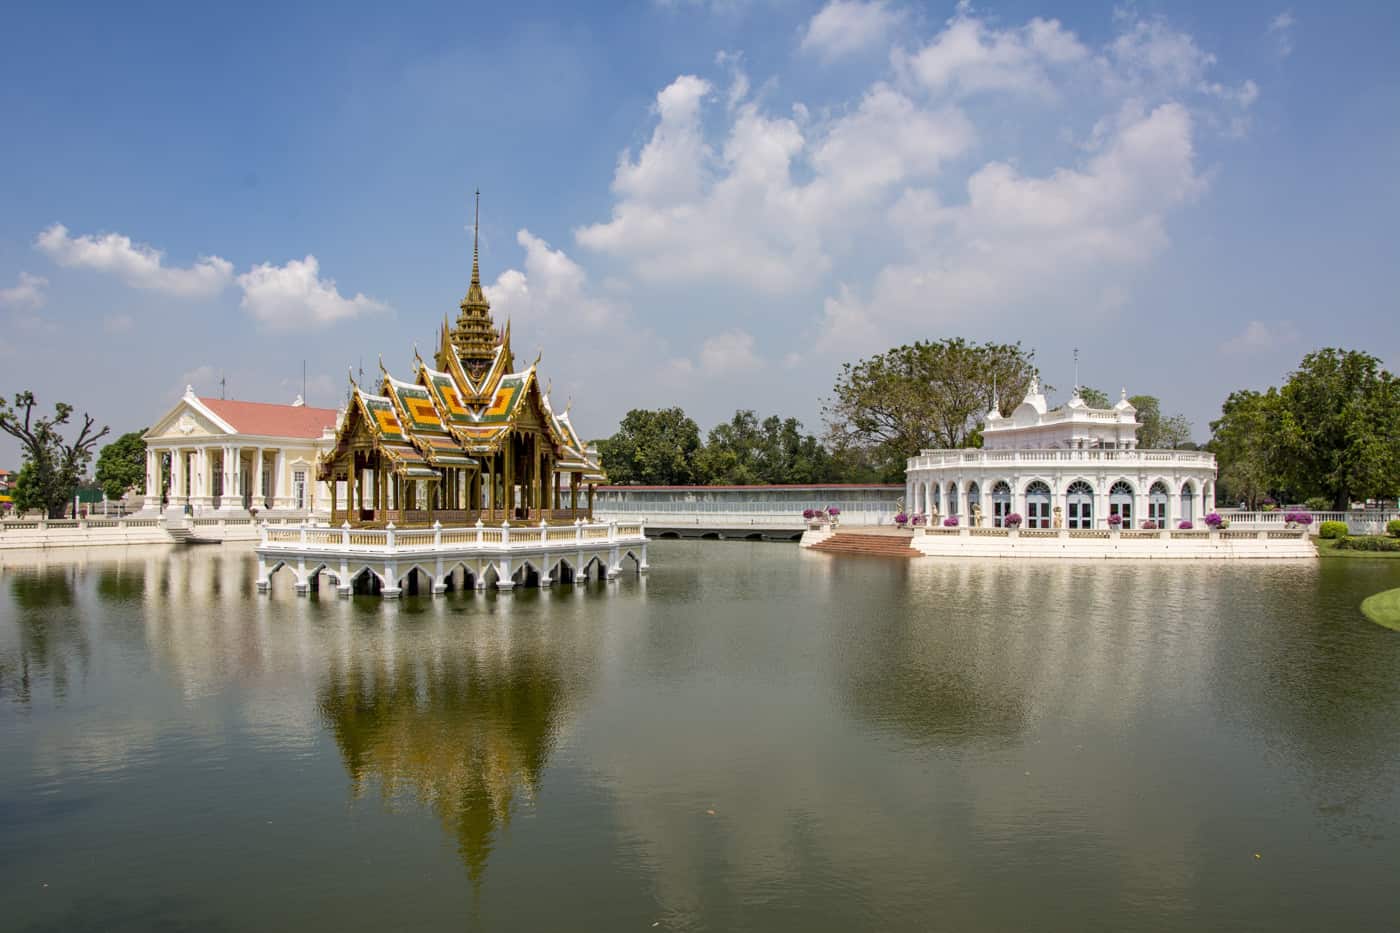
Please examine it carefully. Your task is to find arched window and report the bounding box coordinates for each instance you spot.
[1066,480,1094,529]
[967,482,981,522]
[946,481,959,516]
[1025,481,1051,529]
[1148,481,1169,528]
[931,483,941,514]
[1180,481,1196,523]
[1109,480,1134,529]
[991,480,1012,527]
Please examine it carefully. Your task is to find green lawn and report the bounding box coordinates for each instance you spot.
[1361,588,1400,631]
[1315,537,1400,559]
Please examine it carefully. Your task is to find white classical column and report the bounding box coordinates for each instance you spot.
[219,445,240,511]
[1094,474,1108,529]
[253,447,265,508]
[143,448,162,511]
[273,449,290,510]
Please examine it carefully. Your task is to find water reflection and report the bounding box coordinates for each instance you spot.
[1,568,85,705]
[317,602,597,881]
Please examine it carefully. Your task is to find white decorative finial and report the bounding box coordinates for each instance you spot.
[1120,386,1127,401]
[184,384,195,398]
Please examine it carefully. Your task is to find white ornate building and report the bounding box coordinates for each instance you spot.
[905,379,1217,530]
[142,387,339,516]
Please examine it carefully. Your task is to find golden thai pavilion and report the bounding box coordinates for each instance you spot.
[318,213,606,527]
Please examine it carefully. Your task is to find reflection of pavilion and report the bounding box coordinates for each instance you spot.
[317,641,584,881]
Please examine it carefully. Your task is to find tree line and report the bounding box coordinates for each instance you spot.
[5,344,1393,511]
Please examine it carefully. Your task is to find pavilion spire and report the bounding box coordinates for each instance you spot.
[449,187,499,373]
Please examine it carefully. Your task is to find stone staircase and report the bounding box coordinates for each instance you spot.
[808,531,922,559]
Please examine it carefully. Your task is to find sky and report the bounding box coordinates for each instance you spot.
[2,0,1398,466]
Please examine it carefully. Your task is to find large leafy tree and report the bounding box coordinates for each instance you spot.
[1208,389,1284,508]
[695,411,835,485]
[596,407,702,485]
[95,429,149,500]
[0,391,109,518]
[1129,395,1193,449]
[1274,348,1400,509]
[824,338,1037,479]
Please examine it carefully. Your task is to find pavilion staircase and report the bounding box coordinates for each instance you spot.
[809,532,922,559]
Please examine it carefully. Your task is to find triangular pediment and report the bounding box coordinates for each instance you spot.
[145,398,235,441]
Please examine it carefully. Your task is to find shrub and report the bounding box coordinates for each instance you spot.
[1388,519,1400,539]
[1304,496,1330,512]
[1107,514,1123,527]
[802,509,816,520]
[894,512,908,525]
[1142,520,1158,530]
[827,507,841,516]
[1319,520,1349,539]
[1261,497,1278,511]
[943,515,959,527]
[1284,510,1313,526]
[1335,535,1400,552]
[1204,512,1225,529]
[1004,513,1023,528]
[1178,520,1194,530]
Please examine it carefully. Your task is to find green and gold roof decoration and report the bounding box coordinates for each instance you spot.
[325,195,606,482]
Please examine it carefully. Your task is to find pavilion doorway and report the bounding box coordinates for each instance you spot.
[991,481,1011,527]
[1148,482,1169,528]
[1180,482,1196,524]
[1109,481,1134,529]
[1025,481,1051,529]
[1066,481,1094,529]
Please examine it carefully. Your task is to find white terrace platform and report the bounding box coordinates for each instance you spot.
[802,524,1316,559]
[256,519,648,598]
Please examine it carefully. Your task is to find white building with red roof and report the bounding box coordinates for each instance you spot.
[142,385,341,515]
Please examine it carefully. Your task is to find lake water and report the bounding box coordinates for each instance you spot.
[3,541,1400,931]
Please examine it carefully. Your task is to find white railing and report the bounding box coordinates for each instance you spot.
[1218,509,1399,535]
[909,448,1216,470]
[259,519,646,553]
[595,508,901,528]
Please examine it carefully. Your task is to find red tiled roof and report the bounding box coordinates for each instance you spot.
[198,398,339,438]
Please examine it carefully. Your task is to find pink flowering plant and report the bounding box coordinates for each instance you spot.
[1284,510,1313,527]
[1004,513,1023,528]
[1204,512,1226,529]
[1107,514,1124,527]
[943,515,959,527]
[826,507,841,517]
[1178,520,1194,530]
[1142,520,1158,530]
[911,513,926,526]
[894,512,909,526]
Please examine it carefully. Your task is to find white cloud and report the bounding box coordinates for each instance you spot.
[36,224,233,297]
[1268,11,1295,58]
[818,101,1205,353]
[1221,320,1300,355]
[0,272,47,311]
[801,0,903,61]
[662,329,763,384]
[236,256,389,331]
[485,229,620,331]
[896,6,1088,99]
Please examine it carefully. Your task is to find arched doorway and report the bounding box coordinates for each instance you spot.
[967,482,981,524]
[931,483,941,516]
[1148,481,1169,528]
[946,481,959,518]
[1109,480,1134,529]
[1180,481,1196,524]
[1025,481,1051,529]
[991,481,1012,527]
[1066,480,1094,529]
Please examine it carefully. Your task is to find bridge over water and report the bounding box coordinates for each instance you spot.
[593,484,904,541]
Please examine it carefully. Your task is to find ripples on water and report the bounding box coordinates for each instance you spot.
[2,542,1400,931]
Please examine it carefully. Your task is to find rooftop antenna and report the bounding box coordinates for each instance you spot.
[992,371,998,413]
[302,360,307,403]
[1073,347,1080,397]
[219,373,227,400]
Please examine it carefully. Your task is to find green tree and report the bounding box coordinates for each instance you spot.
[695,411,835,485]
[1077,386,1112,408]
[824,339,1037,480]
[1208,389,1284,508]
[1128,395,1193,449]
[596,408,702,485]
[0,392,109,518]
[95,429,148,500]
[1274,348,1400,509]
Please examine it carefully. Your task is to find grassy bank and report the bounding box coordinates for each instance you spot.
[1361,589,1400,631]
[1316,538,1400,559]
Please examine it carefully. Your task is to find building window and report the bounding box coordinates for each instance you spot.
[991,481,1012,527]
[1026,481,1052,529]
[293,470,306,511]
[1149,481,1169,527]
[1066,480,1094,529]
[1109,480,1134,529]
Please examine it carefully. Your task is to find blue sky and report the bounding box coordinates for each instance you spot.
[2,0,1397,465]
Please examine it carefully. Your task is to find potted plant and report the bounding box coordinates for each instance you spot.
[894,511,909,528]
[1260,497,1278,512]
[1284,510,1313,529]
[1107,513,1123,529]
[1142,520,1158,530]
[1004,512,1023,529]
[1178,520,1193,530]
[826,506,841,527]
[1204,512,1227,530]
[943,515,959,527]
[911,513,926,526]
